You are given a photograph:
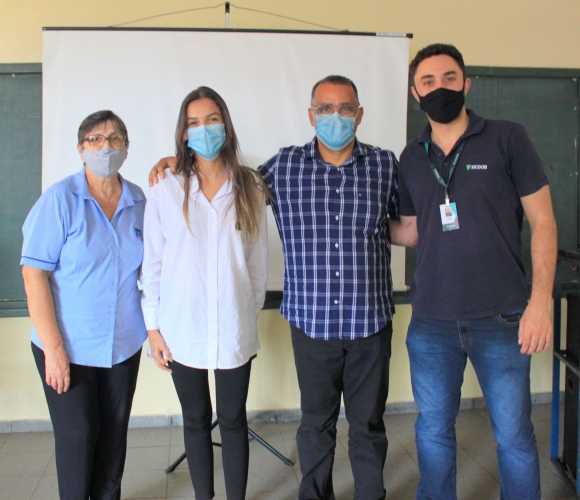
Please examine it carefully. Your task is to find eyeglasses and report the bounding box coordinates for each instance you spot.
[310,103,361,117]
[82,133,126,149]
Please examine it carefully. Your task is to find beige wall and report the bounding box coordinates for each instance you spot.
[0,0,573,422]
[2,0,580,67]
[0,304,561,421]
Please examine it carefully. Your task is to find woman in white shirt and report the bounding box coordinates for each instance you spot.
[140,87,268,500]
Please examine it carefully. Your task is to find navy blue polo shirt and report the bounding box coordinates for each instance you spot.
[399,110,548,320]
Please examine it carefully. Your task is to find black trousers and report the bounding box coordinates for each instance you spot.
[170,359,253,500]
[32,343,141,500]
[291,323,393,500]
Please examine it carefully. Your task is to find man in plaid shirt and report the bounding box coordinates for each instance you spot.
[258,75,399,500]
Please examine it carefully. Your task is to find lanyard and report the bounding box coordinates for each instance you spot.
[424,139,466,206]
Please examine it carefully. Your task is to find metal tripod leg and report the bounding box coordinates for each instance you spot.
[165,420,294,473]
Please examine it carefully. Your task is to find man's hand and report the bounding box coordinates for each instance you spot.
[389,216,418,247]
[519,185,557,355]
[147,329,174,372]
[518,300,552,355]
[44,345,70,394]
[148,157,177,186]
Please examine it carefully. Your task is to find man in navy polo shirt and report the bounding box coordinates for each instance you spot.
[390,44,557,499]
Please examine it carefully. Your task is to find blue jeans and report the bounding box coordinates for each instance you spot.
[406,312,540,500]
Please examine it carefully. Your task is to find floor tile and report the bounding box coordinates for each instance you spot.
[455,408,489,429]
[0,405,574,499]
[464,447,500,481]
[121,469,168,499]
[0,432,54,453]
[540,464,577,498]
[390,430,417,455]
[386,478,419,500]
[457,473,500,500]
[31,474,59,500]
[245,490,298,500]
[246,460,299,494]
[0,451,52,476]
[248,435,292,467]
[385,434,408,455]
[124,446,171,472]
[384,413,417,433]
[335,418,349,438]
[384,452,420,482]
[457,425,496,450]
[0,475,41,499]
[456,448,491,477]
[0,434,8,450]
[246,422,283,441]
[276,421,300,441]
[127,428,172,448]
[44,454,56,475]
[170,427,185,449]
[166,467,194,498]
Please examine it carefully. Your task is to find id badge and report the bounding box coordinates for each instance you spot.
[439,202,459,231]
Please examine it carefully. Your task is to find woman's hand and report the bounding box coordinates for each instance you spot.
[147,329,174,372]
[44,345,70,394]
[22,266,71,393]
[148,157,177,187]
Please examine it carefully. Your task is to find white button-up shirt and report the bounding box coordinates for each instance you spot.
[140,171,268,369]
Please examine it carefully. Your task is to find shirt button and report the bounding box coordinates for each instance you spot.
[334,300,339,304]
[335,189,339,193]
[335,243,339,248]
[335,215,339,220]
[335,271,339,277]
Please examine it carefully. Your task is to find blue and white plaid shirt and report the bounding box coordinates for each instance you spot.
[258,137,399,340]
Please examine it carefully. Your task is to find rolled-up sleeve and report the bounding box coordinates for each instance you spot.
[140,184,165,330]
[21,189,68,271]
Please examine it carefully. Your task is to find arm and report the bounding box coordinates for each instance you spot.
[518,185,557,355]
[246,196,269,318]
[148,157,177,187]
[22,266,70,394]
[389,216,418,247]
[140,185,173,371]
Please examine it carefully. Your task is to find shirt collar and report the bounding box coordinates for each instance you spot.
[67,166,145,208]
[304,136,368,162]
[418,109,486,145]
[190,173,234,196]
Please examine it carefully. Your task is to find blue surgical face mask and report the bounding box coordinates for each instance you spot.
[186,124,226,161]
[315,112,356,151]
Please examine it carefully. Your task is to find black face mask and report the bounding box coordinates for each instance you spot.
[416,87,465,124]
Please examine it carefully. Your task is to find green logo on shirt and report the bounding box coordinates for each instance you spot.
[465,164,488,170]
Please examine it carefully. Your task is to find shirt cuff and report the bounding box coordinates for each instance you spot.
[20,256,57,271]
[142,308,160,331]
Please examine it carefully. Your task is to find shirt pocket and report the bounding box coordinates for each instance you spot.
[349,187,384,237]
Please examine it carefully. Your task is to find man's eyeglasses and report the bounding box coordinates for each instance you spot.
[82,133,127,149]
[310,103,361,117]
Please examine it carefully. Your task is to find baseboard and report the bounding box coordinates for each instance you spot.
[0,391,565,433]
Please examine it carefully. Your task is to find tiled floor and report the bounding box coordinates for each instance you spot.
[0,404,575,499]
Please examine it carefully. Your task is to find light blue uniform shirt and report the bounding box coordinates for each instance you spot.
[21,167,147,367]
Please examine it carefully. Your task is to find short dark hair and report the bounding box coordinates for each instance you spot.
[311,75,359,101]
[77,110,129,146]
[409,43,465,84]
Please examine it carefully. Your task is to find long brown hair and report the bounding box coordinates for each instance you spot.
[174,87,267,243]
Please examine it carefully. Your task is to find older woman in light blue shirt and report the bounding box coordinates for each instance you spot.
[21,110,146,500]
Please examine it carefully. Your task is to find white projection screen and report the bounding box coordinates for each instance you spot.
[43,29,409,291]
